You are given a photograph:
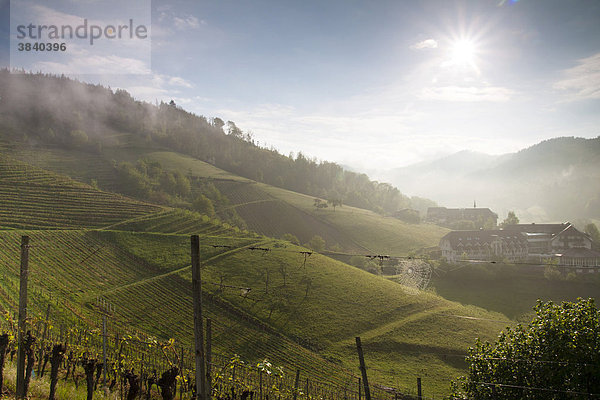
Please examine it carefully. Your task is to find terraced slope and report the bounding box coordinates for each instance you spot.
[7,147,447,253]
[0,154,161,229]
[0,230,383,391]
[0,229,510,397]
[105,208,247,236]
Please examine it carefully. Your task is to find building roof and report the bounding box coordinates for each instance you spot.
[554,248,600,259]
[503,223,571,235]
[427,207,498,219]
[441,230,527,247]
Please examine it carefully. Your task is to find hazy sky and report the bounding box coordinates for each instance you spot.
[2,0,600,171]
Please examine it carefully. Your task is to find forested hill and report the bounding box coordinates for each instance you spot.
[0,70,434,215]
[383,136,600,222]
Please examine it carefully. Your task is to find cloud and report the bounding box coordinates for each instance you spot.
[554,52,600,100]
[116,73,196,102]
[173,15,202,30]
[33,53,151,75]
[168,76,194,88]
[420,85,514,102]
[157,8,204,31]
[410,39,438,50]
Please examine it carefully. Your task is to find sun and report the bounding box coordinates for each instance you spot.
[450,39,476,66]
[440,36,482,75]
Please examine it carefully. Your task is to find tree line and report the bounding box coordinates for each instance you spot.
[0,70,435,217]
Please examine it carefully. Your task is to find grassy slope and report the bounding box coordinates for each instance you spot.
[0,229,509,397]
[0,145,508,397]
[0,151,248,236]
[143,151,449,254]
[7,146,448,254]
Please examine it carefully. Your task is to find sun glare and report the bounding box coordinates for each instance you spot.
[451,39,475,65]
[441,36,482,75]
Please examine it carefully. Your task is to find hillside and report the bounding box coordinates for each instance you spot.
[382,137,600,222]
[5,145,448,254]
[0,229,510,397]
[0,70,435,217]
[0,151,506,397]
[0,152,244,236]
[0,152,160,229]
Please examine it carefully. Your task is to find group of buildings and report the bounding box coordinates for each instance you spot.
[429,207,600,271]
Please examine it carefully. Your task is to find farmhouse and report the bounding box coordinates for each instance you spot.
[440,222,600,268]
[503,223,600,267]
[440,230,528,262]
[427,206,498,227]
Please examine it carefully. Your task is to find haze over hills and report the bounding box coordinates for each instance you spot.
[379,137,600,223]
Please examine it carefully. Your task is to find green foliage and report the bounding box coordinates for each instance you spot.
[585,223,600,245]
[306,235,325,252]
[327,197,342,211]
[281,233,299,245]
[500,211,519,227]
[349,255,366,268]
[192,194,215,216]
[393,208,421,224]
[450,298,600,399]
[543,265,562,281]
[448,220,476,230]
[67,129,88,148]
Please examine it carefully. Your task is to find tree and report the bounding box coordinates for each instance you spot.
[212,117,225,131]
[67,129,88,147]
[327,198,342,212]
[584,223,600,245]
[313,198,328,210]
[500,211,519,227]
[306,235,325,253]
[192,194,215,216]
[450,298,600,399]
[281,233,300,245]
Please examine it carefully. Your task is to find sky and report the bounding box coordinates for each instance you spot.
[2,0,600,173]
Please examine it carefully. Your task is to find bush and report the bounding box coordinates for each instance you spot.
[306,235,325,252]
[544,265,562,281]
[192,194,215,216]
[281,233,300,245]
[450,298,600,399]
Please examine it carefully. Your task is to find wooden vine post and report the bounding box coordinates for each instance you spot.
[16,235,30,399]
[206,317,212,395]
[355,337,371,400]
[191,235,208,400]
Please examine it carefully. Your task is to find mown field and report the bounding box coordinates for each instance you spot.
[432,264,600,320]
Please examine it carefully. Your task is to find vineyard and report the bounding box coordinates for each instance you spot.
[0,313,389,400]
[105,210,245,236]
[4,146,448,254]
[0,147,511,398]
[0,154,161,230]
[0,231,416,400]
[0,228,513,398]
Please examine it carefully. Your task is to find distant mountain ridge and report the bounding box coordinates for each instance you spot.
[381,137,600,223]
